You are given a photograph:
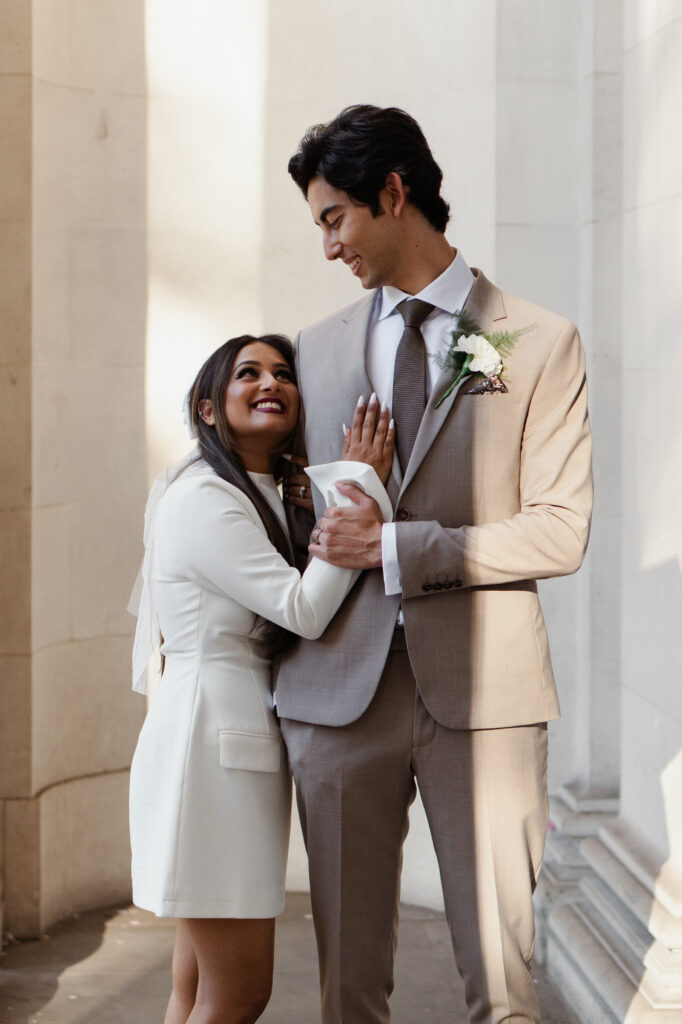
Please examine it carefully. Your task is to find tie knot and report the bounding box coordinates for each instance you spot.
[397,298,435,330]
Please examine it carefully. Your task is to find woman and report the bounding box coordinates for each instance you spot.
[129,333,394,1024]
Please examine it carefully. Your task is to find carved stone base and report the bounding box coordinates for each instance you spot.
[534,790,617,964]
[3,774,132,939]
[545,824,682,1021]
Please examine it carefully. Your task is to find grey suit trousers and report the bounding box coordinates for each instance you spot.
[281,631,548,1024]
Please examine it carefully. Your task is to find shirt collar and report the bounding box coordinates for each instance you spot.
[378,248,474,321]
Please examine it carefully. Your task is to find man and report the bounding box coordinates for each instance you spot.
[276,105,592,1024]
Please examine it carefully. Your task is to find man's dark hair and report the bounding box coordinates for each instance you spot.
[288,104,450,233]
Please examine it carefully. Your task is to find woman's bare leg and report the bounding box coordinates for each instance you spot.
[164,920,198,1024]
[185,918,275,1024]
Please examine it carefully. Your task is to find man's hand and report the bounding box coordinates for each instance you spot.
[308,482,383,569]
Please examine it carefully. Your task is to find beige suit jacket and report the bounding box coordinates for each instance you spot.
[275,269,593,730]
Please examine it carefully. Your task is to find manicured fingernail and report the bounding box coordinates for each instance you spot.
[381,402,388,413]
[389,418,395,430]
[368,391,377,406]
[357,394,365,407]
[342,423,348,437]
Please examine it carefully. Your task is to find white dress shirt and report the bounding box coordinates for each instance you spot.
[366,248,475,595]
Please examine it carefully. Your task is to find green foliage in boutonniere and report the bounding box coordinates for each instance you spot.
[432,309,537,408]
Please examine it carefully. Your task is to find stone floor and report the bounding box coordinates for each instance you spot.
[0,893,579,1023]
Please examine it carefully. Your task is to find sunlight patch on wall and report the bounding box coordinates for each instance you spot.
[144,0,267,479]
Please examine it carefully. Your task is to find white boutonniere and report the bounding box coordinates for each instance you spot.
[432,309,536,409]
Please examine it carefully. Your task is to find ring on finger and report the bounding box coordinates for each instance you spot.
[299,485,306,497]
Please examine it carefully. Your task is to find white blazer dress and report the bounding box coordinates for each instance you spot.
[129,459,381,919]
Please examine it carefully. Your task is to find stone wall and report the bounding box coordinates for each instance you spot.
[0,0,33,942]
[0,0,273,940]
[544,2,682,1019]
[0,1,148,938]
[144,0,268,475]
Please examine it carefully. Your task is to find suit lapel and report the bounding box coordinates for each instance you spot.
[398,269,507,498]
[303,293,376,462]
[461,267,507,333]
[399,370,469,495]
[324,291,403,497]
[324,294,375,403]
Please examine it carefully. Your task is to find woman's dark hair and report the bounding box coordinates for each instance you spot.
[186,333,298,654]
[288,104,450,233]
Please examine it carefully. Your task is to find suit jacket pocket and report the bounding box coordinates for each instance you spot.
[218,730,282,773]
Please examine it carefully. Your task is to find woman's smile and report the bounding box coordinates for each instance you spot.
[223,341,300,469]
[251,397,287,414]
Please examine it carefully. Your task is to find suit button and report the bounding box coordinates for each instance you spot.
[396,508,410,522]
[422,583,432,592]
[433,582,443,590]
[454,579,463,588]
[443,581,453,590]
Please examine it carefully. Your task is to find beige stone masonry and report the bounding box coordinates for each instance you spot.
[0,0,146,938]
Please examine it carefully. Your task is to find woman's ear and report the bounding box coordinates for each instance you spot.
[198,399,215,425]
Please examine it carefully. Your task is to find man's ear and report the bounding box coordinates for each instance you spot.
[198,399,215,425]
[384,171,409,216]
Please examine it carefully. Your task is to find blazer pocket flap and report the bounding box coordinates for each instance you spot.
[218,730,281,773]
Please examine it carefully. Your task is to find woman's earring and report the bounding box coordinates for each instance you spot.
[198,399,215,425]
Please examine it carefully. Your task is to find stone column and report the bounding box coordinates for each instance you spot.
[536,0,624,961]
[489,0,622,958]
[0,1,148,938]
[546,3,682,1019]
[0,0,33,942]
[1,0,272,938]
[494,0,625,963]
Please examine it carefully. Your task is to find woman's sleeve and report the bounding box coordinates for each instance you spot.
[174,465,390,640]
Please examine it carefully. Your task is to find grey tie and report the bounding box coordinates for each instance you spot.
[392,298,435,472]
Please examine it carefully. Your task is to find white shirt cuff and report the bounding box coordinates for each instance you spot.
[381,523,402,595]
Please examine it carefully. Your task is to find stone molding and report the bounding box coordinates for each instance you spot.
[3,772,132,939]
[546,824,682,1021]
[534,789,618,964]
